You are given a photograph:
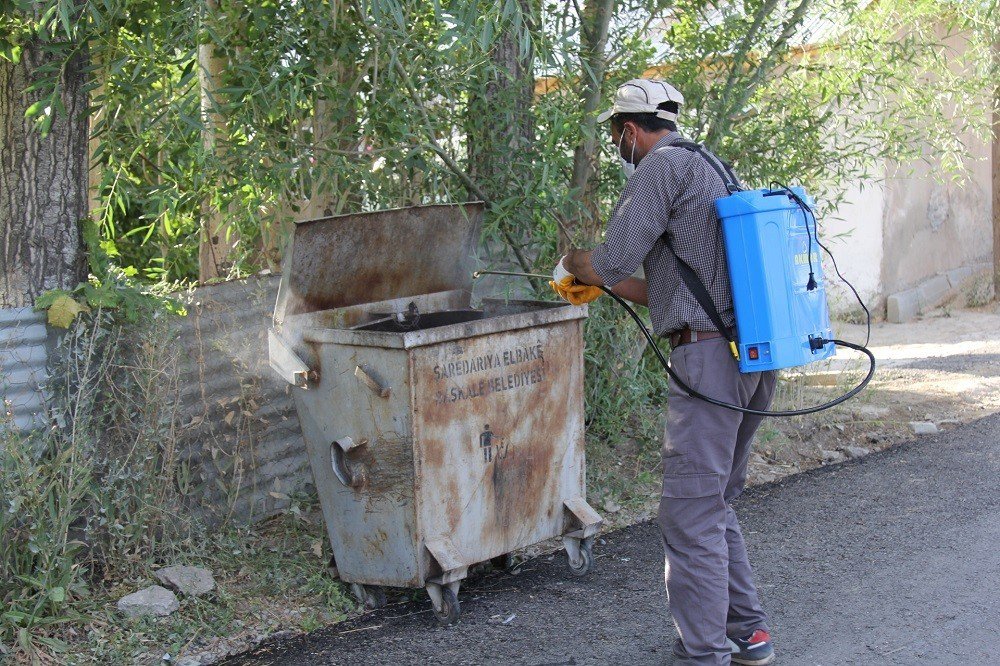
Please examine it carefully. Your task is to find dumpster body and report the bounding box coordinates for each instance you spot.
[268,203,601,623]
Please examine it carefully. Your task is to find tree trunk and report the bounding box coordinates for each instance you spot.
[567,0,615,248]
[198,0,236,283]
[299,3,361,221]
[88,51,105,224]
[467,0,536,205]
[695,0,780,140]
[0,41,88,307]
[465,0,537,275]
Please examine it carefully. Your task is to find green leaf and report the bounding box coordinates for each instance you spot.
[58,2,72,39]
[34,289,71,311]
[48,587,66,603]
[37,4,58,33]
[98,238,119,257]
[83,283,121,309]
[24,100,44,118]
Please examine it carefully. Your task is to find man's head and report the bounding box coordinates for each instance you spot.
[598,79,684,165]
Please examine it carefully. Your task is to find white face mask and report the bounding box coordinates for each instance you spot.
[617,131,637,178]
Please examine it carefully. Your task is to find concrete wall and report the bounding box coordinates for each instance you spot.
[822,179,886,317]
[829,126,993,323]
[875,125,993,322]
[825,23,994,322]
[880,136,992,299]
[878,23,993,317]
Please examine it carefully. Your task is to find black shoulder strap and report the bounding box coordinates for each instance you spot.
[664,140,741,353]
[673,139,743,194]
[666,235,736,348]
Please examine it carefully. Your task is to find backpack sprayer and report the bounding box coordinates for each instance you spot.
[475,142,876,417]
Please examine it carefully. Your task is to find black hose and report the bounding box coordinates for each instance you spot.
[600,286,877,417]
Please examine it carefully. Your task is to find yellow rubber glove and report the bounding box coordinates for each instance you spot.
[549,275,603,306]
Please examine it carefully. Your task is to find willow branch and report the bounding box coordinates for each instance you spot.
[706,0,812,150]
[706,0,781,139]
[352,0,533,274]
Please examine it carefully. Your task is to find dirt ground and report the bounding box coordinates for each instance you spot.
[224,411,1000,666]
[756,303,1000,482]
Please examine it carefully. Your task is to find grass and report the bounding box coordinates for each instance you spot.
[0,306,357,665]
[8,503,355,665]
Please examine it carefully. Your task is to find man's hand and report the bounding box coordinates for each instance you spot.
[550,255,603,306]
[563,249,604,286]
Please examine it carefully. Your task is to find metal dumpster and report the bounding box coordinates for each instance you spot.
[268,203,602,624]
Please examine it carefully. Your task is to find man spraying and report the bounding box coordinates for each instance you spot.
[551,79,777,666]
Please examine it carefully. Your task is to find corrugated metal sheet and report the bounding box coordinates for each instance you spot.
[0,307,49,432]
[170,276,309,523]
[0,278,309,524]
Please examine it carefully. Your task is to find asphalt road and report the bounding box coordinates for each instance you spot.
[225,413,1000,665]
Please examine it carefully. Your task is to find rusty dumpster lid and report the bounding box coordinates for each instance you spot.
[274,202,485,324]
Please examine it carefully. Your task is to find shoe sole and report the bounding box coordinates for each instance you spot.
[731,654,776,666]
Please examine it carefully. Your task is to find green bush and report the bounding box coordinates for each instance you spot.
[1,294,192,655]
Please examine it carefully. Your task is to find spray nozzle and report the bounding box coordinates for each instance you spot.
[394,302,421,329]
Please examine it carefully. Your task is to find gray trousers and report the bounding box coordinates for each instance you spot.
[658,337,777,665]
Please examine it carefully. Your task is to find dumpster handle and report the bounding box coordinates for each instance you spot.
[331,437,368,488]
[355,364,391,398]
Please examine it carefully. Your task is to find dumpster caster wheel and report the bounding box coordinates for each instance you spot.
[351,583,386,610]
[566,536,594,576]
[433,587,460,626]
[490,553,516,571]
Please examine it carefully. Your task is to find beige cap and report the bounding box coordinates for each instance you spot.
[597,79,685,123]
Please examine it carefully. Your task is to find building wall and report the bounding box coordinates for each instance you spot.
[827,130,991,323]
[880,134,992,298]
[826,22,993,321]
[822,179,886,317]
[879,23,993,310]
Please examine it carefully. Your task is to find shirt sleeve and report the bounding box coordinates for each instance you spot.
[591,155,676,287]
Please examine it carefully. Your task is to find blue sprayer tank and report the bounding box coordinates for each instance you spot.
[715,187,836,373]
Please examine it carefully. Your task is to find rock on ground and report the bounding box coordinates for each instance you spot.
[117,585,179,618]
[841,445,871,459]
[156,565,216,597]
[909,421,939,435]
[853,405,890,419]
[820,449,848,464]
